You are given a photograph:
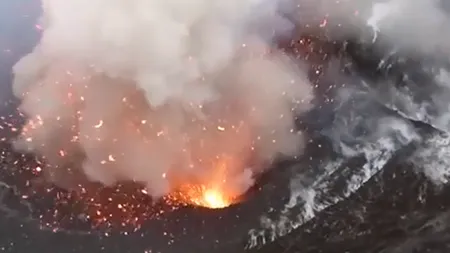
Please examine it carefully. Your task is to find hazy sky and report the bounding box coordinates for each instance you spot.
[0,0,40,111]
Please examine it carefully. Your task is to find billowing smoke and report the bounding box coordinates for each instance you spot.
[368,0,450,56]
[11,0,314,199]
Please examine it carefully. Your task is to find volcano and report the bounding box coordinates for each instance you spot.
[3,1,450,253]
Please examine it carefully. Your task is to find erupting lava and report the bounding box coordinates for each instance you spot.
[201,189,230,209]
[183,187,235,209]
[170,158,241,209]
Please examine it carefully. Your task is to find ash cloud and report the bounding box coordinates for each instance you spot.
[12,0,314,198]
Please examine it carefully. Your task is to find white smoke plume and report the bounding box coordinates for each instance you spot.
[12,0,314,199]
[284,0,450,54]
[367,0,450,56]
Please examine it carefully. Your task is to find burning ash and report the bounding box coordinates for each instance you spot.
[11,0,313,211]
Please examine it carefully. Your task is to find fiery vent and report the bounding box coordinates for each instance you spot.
[170,158,241,209]
[201,189,230,209]
[174,186,234,209]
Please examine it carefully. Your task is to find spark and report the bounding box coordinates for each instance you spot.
[94,120,103,128]
[108,154,116,162]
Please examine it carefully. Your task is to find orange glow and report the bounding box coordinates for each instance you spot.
[169,157,242,209]
[172,184,236,209]
[168,185,237,209]
[202,189,229,209]
[191,188,233,209]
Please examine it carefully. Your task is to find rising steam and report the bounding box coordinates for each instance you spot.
[11,0,313,199]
